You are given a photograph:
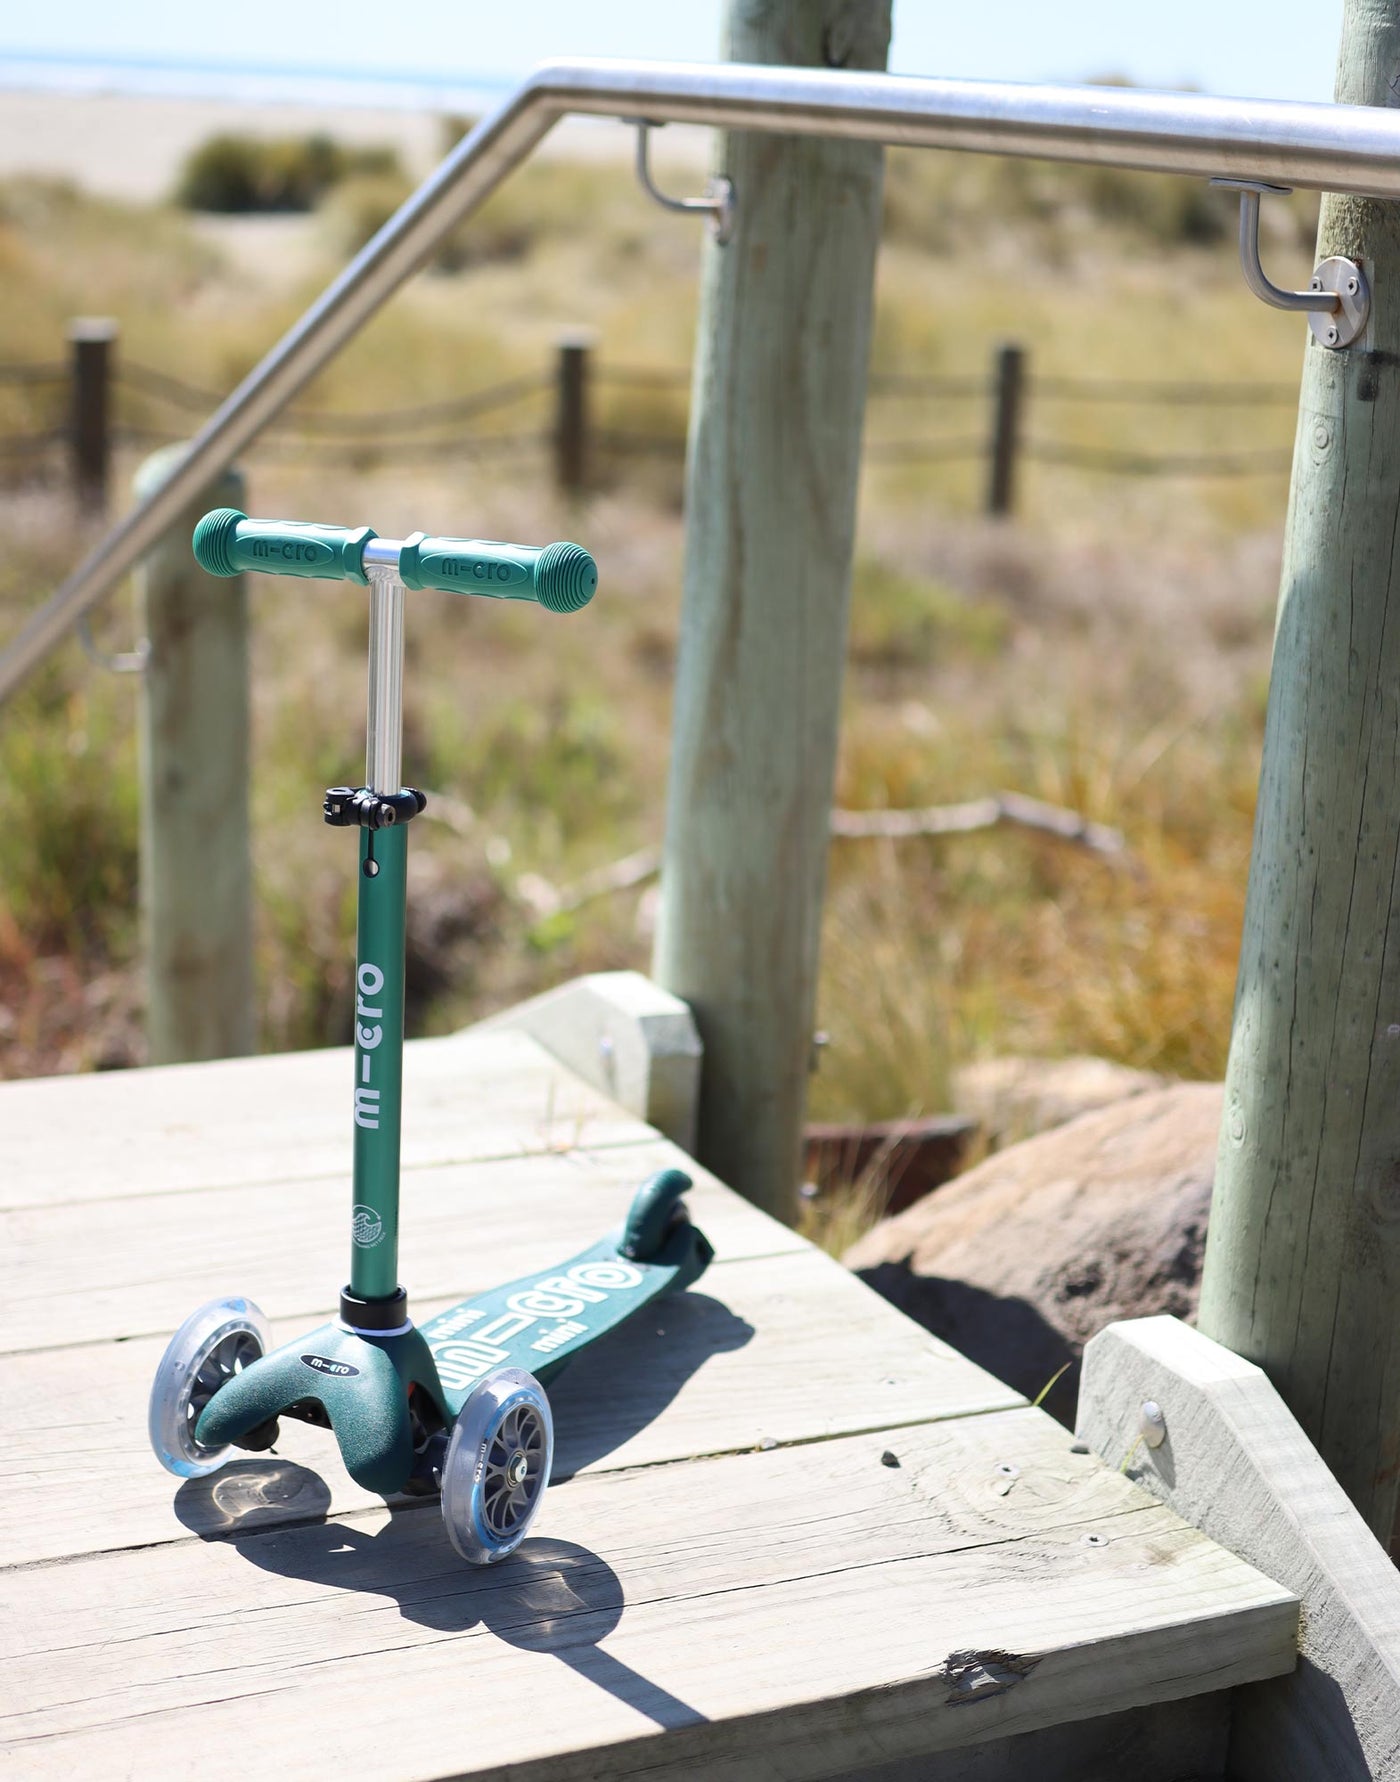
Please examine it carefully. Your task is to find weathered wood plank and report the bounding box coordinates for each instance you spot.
[0,1247,1021,1567]
[0,1415,1295,1782]
[1079,1315,1400,1782]
[0,1139,804,1354]
[0,1028,649,1210]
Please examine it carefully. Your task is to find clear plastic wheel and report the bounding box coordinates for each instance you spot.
[441,1366,553,1565]
[148,1295,270,1479]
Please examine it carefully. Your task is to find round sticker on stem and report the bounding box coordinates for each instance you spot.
[352,1204,385,1248]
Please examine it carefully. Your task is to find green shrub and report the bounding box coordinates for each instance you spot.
[175,132,403,214]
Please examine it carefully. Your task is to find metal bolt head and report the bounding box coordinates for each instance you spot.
[1325,325,1340,346]
[506,1450,529,1487]
[1140,1400,1167,1449]
[1347,276,1360,295]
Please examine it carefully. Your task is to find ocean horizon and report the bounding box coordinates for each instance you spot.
[0,45,519,113]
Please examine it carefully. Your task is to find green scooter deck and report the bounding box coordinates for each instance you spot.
[194,1169,711,1495]
[421,1190,712,1415]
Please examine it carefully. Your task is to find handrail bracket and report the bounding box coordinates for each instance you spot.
[632,120,735,244]
[1212,177,1370,349]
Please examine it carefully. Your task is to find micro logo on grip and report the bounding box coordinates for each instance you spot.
[248,538,332,565]
[432,555,525,585]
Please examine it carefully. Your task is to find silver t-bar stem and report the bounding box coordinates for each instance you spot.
[364,563,404,795]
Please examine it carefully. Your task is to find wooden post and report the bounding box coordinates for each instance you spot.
[651,0,891,1222]
[1197,0,1400,1552]
[554,332,592,496]
[985,341,1024,517]
[68,317,116,513]
[134,445,255,1064]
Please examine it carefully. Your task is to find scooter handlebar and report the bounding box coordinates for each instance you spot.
[193,509,375,584]
[192,509,598,614]
[398,533,597,613]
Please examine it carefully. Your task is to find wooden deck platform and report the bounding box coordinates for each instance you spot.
[0,1027,1299,1780]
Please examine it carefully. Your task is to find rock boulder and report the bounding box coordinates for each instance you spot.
[843,1082,1222,1424]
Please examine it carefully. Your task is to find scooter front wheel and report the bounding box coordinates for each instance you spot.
[441,1366,553,1564]
[148,1296,270,1479]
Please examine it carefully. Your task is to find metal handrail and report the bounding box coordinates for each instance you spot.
[6,56,1400,704]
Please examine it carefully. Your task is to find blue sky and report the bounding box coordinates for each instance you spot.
[0,3,1349,104]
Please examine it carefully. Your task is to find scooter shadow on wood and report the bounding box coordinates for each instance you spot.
[546,1289,754,1477]
[180,1477,707,1731]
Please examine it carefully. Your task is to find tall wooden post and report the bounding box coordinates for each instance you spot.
[134,445,255,1064]
[652,0,891,1222]
[1197,0,1400,1551]
[554,333,592,496]
[68,317,116,513]
[986,341,1025,517]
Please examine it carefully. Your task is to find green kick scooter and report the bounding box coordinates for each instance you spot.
[148,509,712,1563]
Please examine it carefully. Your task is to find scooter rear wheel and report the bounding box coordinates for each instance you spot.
[148,1296,270,1478]
[440,1366,553,1564]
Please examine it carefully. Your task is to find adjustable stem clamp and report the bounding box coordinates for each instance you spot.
[324,786,427,830]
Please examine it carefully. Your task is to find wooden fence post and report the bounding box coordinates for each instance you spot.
[1196,0,1400,1552]
[651,0,891,1222]
[554,332,592,496]
[986,341,1025,516]
[68,317,116,513]
[133,445,255,1064]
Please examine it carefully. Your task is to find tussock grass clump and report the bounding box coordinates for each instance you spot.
[810,692,1261,1135]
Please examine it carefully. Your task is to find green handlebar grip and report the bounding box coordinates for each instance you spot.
[193,508,375,585]
[398,533,597,613]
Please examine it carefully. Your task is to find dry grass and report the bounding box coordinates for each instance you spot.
[0,147,1293,1250]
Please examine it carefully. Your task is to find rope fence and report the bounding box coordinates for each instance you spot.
[0,324,1304,511]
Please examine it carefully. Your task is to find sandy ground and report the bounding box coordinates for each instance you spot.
[0,88,709,201]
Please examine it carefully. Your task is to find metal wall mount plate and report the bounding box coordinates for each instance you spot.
[1309,256,1370,349]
